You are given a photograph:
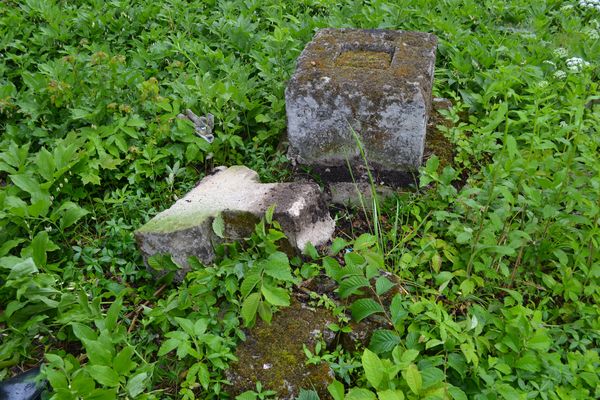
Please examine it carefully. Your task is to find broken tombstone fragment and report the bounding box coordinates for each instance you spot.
[286,28,437,180]
[135,166,335,281]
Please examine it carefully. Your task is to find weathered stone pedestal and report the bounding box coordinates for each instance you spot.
[286,28,437,179]
[135,166,335,280]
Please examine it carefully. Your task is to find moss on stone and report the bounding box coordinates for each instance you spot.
[226,300,335,399]
[136,210,212,234]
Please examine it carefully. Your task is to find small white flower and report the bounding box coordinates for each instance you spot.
[543,60,557,67]
[560,121,568,127]
[537,80,549,88]
[45,226,52,232]
[583,27,600,40]
[553,47,568,59]
[561,4,574,11]
[566,57,590,72]
[59,183,63,188]
[579,0,600,11]
[554,70,567,79]
[64,177,68,183]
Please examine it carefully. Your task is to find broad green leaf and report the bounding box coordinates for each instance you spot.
[528,329,551,352]
[354,233,377,250]
[447,386,468,400]
[59,202,89,230]
[421,367,444,389]
[240,271,261,298]
[375,276,395,295]
[83,339,114,366]
[71,323,97,341]
[369,330,401,354]
[496,383,521,400]
[241,292,261,326]
[330,237,348,255]
[10,174,41,196]
[158,338,180,356]
[6,257,38,280]
[350,298,384,322]
[126,372,148,397]
[175,317,195,336]
[377,390,404,400]
[402,364,422,395]
[86,365,120,387]
[104,297,123,332]
[328,380,345,400]
[261,284,290,307]
[346,388,376,400]
[113,346,135,375]
[257,301,273,324]
[515,351,541,372]
[362,348,384,389]
[304,241,319,260]
[263,252,293,281]
[197,362,210,390]
[339,276,371,298]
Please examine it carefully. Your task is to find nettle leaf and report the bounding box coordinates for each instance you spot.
[362,348,384,389]
[447,386,468,400]
[369,330,401,354]
[330,237,348,255]
[241,292,261,326]
[297,389,320,400]
[354,233,377,250]
[350,298,384,322]
[402,364,422,395]
[339,276,371,299]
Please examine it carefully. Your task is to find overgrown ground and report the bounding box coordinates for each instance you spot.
[0,0,599,399]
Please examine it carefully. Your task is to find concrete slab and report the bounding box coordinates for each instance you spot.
[135,166,335,280]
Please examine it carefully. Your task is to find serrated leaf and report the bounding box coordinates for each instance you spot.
[350,298,384,322]
[528,329,551,352]
[297,389,320,400]
[362,348,384,389]
[330,237,347,255]
[369,330,401,354]
[402,364,422,395]
[339,276,371,299]
[375,276,395,295]
[241,292,261,326]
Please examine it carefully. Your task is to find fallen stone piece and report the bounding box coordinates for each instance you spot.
[225,299,336,399]
[286,28,437,174]
[135,166,335,280]
[328,181,395,207]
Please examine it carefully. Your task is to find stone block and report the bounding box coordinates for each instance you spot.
[286,28,437,173]
[135,166,335,280]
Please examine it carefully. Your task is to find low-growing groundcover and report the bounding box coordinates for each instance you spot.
[0,0,598,399]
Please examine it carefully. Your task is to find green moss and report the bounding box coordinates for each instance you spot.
[136,210,212,234]
[227,300,334,398]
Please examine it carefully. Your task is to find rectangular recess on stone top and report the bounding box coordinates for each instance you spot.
[334,42,396,70]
